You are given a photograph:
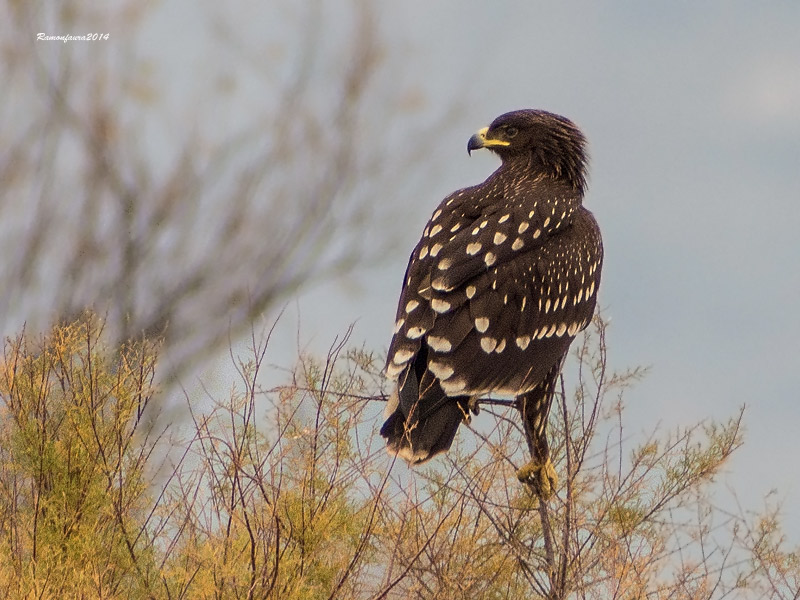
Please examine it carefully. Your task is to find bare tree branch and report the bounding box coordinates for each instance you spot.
[0,0,456,387]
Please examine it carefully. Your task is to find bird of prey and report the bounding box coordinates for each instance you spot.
[380,109,603,498]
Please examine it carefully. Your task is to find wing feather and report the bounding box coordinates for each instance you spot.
[386,179,602,400]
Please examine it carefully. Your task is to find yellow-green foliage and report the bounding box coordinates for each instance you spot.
[161,389,374,600]
[0,316,378,599]
[0,316,160,599]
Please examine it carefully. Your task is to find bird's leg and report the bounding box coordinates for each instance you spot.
[516,414,557,500]
[515,364,562,500]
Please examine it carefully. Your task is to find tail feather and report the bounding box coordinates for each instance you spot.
[380,360,469,465]
[380,394,467,464]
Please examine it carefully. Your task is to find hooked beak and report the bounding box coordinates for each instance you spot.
[467,126,511,155]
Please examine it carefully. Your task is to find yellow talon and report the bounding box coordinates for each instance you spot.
[516,459,558,500]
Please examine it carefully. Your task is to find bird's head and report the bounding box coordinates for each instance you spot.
[467,109,588,192]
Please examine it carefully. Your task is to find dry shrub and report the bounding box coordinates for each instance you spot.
[0,314,796,599]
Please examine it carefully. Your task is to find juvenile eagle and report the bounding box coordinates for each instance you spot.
[381,109,603,497]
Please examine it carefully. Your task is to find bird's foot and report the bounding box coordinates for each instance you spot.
[458,397,482,425]
[516,458,558,500]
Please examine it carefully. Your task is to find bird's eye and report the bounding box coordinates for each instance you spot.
[505,126,518,138]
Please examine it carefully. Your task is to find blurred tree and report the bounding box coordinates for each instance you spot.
[0,0,450,380]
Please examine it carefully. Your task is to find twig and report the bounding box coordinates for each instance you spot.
[269,385,518,409]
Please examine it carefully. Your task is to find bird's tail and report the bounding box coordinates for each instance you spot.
[380,388,469,464]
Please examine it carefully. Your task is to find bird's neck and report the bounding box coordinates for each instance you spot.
[501,152,585,195]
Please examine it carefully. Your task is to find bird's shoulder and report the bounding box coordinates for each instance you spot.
[386,175,596,380]
[406,174,581,296]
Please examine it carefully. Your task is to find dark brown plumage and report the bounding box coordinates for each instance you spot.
[381,109,603,497]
